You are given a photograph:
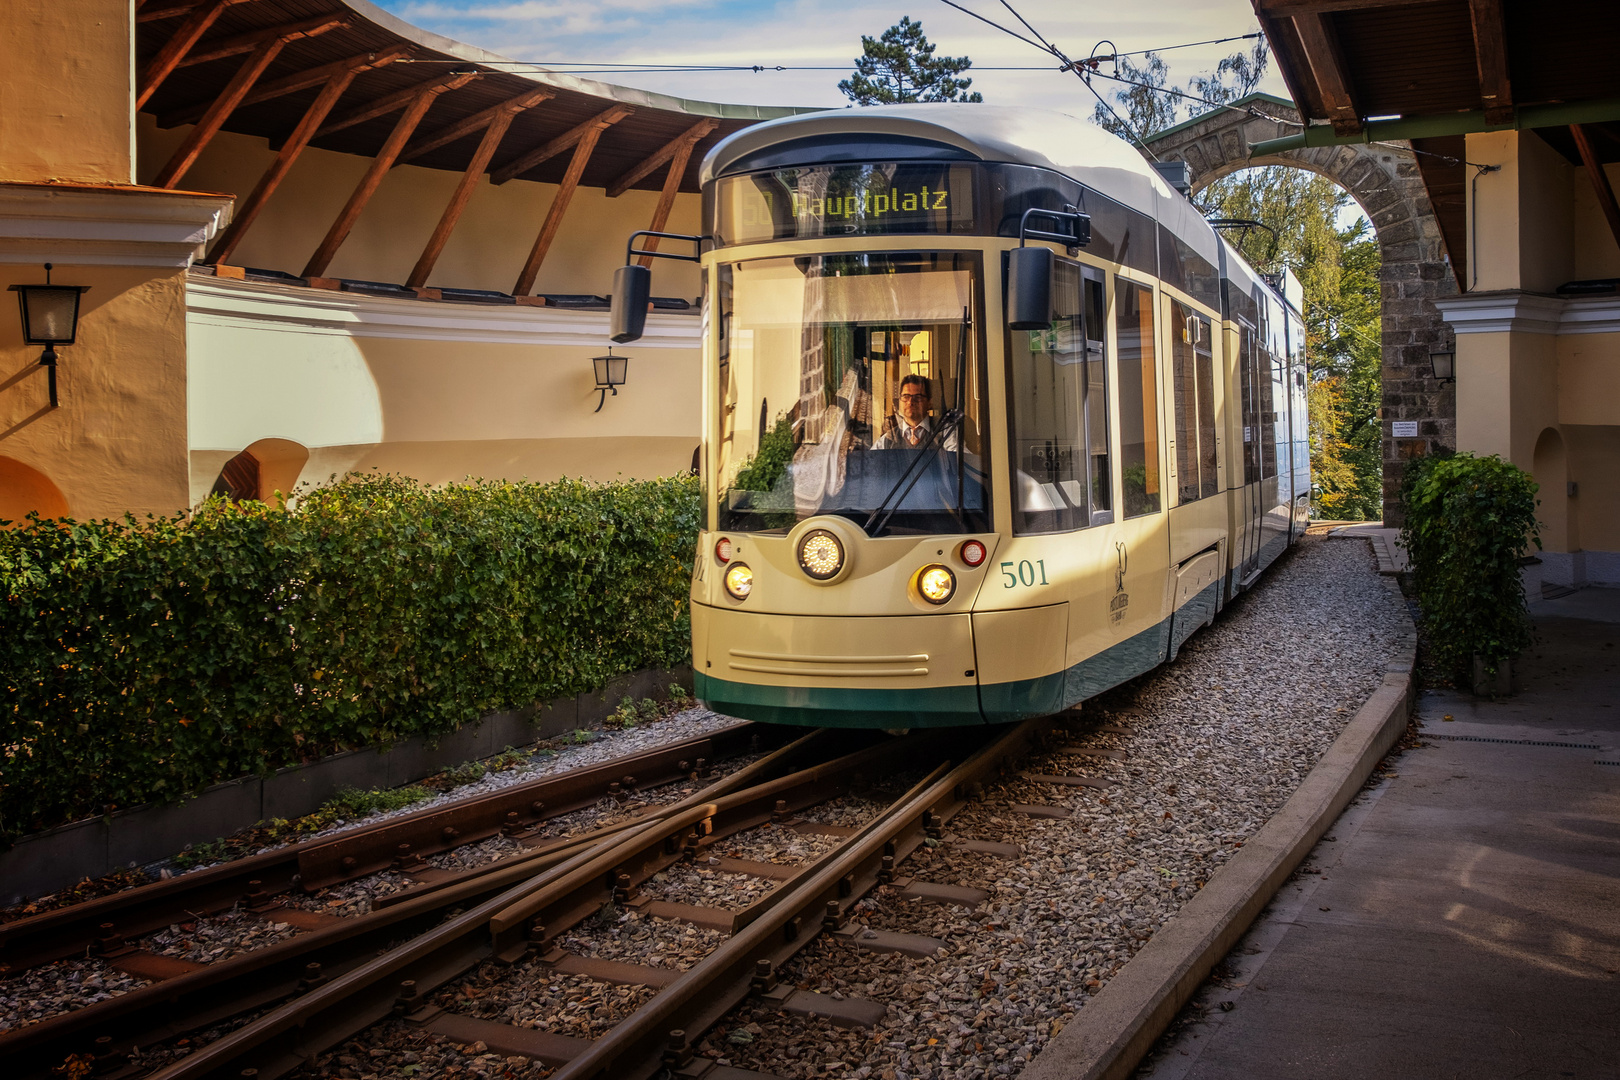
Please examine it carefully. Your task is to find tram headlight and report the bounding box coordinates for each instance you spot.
[797,529,844,581]
[917,564,956,605]
[723,563,753,600]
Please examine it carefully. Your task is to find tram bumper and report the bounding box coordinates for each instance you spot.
[691,603,984,728]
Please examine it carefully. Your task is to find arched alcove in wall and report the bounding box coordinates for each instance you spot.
[0,457,70,523]
[209,439,310,503]
[1142,100,1458,526]
[1533,426,1574,554]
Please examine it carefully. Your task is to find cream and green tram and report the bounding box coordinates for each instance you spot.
[610,105,1309,729]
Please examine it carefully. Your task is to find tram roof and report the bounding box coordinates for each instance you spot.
[701,105,1180,221]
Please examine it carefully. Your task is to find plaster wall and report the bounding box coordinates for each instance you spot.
[1572,163,1620,281]
[184,278,702,503]
[1467,130,1576,293]
[137,118,703,299]
[0,265,191,518]
[0,0,133,185]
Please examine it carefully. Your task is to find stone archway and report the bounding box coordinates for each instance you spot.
[1142,100,1458,525]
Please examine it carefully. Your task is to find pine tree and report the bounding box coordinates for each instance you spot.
[839,17,983,105]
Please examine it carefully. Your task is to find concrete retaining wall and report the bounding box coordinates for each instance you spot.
[0,666,691,905]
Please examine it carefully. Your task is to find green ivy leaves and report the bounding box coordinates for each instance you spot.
[0,474,699,843]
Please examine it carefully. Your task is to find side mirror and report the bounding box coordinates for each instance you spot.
[610,264,651,343]
[1006,247,1052,331]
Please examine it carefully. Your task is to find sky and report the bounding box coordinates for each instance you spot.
[371,0,1290,117]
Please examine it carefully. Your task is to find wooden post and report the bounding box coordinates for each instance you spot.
[490,105,630,186]
[638,132,705,267]
[605,119,717,199]
[137,0,244,108]
[1571,125,1620,256]
[396,90,552,165]
[206,68,364,267]
[303,78,475,280]
[512,124,608,296]
[152,38,288,188]
[176,13,345,68]
[405,111,521,289]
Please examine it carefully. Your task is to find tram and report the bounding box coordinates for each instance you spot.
[609,105,1309,728]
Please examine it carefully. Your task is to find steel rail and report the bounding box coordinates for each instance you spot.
[0,722,773,974]
[141,730,975,1080]
[549,717,1052,1080]
[0,729,832,1080]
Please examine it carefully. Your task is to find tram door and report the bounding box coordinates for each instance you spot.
[1237,316,1263,582]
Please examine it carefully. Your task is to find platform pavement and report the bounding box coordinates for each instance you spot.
[1135,587,1620,1080]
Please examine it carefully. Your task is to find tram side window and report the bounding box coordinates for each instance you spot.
[1169,301,1215,503]
[1239,321,1260,485]
[1114,281,1160,517]
[1194,315,1217,499]
[1260,345,1278,480]
[1008,260,1110,534]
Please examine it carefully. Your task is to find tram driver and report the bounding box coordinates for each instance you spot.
[873,374,959,451]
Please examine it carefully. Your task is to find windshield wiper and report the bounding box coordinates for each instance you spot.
[862,308,971,538]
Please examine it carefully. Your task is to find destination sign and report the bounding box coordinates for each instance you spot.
[715,163,975,245]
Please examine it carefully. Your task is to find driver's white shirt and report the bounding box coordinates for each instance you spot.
[873,415,959,451]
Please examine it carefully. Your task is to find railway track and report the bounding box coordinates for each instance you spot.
[5,721,985,1078]
[1,714,1140,1080]
[0,722,779,976]
[149,720,1062,1080]
[0,721,840,1076]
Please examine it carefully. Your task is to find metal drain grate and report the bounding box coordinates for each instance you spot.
[1425,734,1600,750]
[1595,761,1620,767]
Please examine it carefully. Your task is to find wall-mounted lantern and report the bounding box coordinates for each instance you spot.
[591,348,629,412]
[8,263,90,408]
[1428,346,1455,383]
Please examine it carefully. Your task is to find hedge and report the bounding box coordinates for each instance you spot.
[1399,452,1540,681]
[0,474,700,842]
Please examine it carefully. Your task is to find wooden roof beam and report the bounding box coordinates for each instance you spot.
[205,61,372,267]
[513,123,611,295]
[1254,0,1415,14]
[606,119,718,198]
[138,2,207,23]
[304,76,476,279]
[1291,13,1362,134]
[1571,125,1620,259]
[137,0,264,108]
[406,111,524,288]
[315,72,481,139]
[153,35,290,188]
[1468,0,1514,125]
[160,44,412,126]
[395,89,553,164]
[491,105,633,186]
[177,13,348,68]
[636,129,707,267]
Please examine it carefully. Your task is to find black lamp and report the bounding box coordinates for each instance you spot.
[9,263,90,408]
[1428,345,1455,383]
[591,348,629,412]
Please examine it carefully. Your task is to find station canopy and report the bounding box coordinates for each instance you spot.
[138,0,808,196]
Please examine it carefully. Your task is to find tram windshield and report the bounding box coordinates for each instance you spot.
[715,252,989,537]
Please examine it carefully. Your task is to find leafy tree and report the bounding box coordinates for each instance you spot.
[840,17,983,105]
[1199,167,1383,519]
[1090,53,1177,141]
[1091,39,1269,141]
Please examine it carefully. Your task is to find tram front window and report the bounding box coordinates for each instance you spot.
[716,253,988,537]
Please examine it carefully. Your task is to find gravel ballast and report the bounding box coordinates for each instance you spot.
[700,535,1405,1080]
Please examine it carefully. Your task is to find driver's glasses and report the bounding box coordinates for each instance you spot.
[899,393,929,403]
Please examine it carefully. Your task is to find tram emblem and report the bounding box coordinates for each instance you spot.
[1110,542,1130,625]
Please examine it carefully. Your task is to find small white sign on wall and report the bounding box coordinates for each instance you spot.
[1392,421,1420,438]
